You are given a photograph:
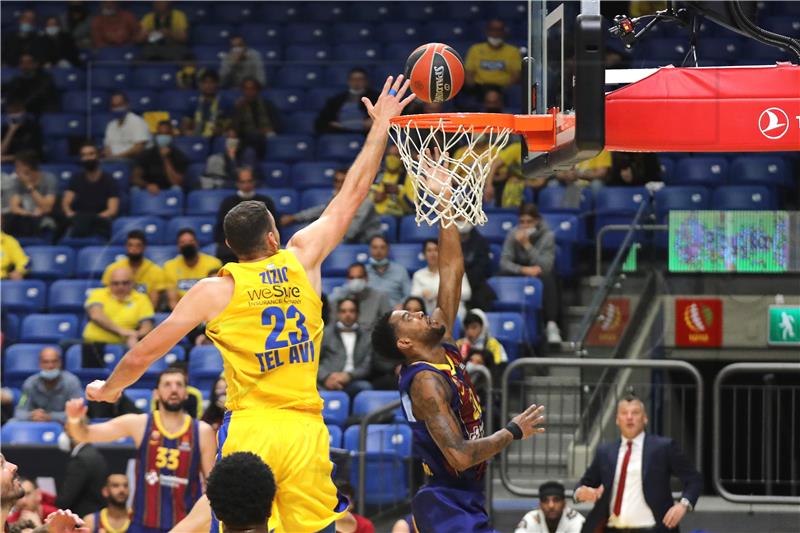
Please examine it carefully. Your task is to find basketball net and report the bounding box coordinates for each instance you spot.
[388,117,512,227]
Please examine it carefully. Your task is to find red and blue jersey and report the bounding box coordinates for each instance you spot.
[132,411,202,532]
[398,343,486,491]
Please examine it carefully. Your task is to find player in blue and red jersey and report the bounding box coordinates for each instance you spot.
[65,368,216,533]
[372,170,546,533]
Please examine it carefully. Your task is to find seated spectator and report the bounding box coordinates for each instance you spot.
[402,296,426,314]
[514,481,585,533]
[5,478,58,527]
[5,151,57,238]
[202,129,258,189]
[315,68,379,134]
[132,120,188,192]
[607,152,661,186]
[13,346,82,423]
[464,19,522,95]
[61,142,119,240]
[366,235,410,308]
[370,145,414,216]
[318,298,373,397]
[457,309,508,366]
[81,474,131,533]
[458,221,496,311]
[193,71,229,138]
[280,168,381,244]
[1,100,43,162]
[55,435,108,518]
[164,228,222,310]
[137,1,190,61]
[61,1,92,49]
[201,377,226,431]
[0,231,29,279]
[104,92,151,160]
[231,77,282,159]
[1,10,45,67]
[411,239,472,318]
[40,16,81,67]
[575,149,612,183]
[220,36,266,88]
[214,167,279,263]
[84,266,155,349]
[2,54,59,116]
[91,0,140,48]
[330,263,392,333]
[500,203,563,343]
[101,230,166,308]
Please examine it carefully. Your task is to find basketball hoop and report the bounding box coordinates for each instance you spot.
[388,112,566,227]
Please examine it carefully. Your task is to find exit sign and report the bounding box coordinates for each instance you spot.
[768,305,800,346]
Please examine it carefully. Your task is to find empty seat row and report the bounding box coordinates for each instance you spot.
[660,156,792,187]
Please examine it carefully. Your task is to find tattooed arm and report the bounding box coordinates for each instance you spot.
[410,370,545,471]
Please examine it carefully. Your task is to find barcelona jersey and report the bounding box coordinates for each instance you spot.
[91,508,132,533]
[132,412,202,532]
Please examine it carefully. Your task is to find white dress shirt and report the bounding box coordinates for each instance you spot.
[339,330,357,373]
[515,507,585,533]
[104,112,151,156]
[410,267,472,318]
[608,431,657,528]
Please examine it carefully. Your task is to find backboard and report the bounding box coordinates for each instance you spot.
[522,0,606,177]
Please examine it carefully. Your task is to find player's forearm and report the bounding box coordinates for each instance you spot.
[340,119,391,202]
[436,224,465,314]
[453,428,514,470]
[65,417,90,442]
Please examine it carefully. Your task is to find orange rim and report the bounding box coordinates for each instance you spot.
[390,113,517,131]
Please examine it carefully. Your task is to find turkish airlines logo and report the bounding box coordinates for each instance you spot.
[759,107,790,140]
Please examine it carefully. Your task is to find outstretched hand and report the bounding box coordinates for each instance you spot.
[510,403,546,439]
[362,75,417,124]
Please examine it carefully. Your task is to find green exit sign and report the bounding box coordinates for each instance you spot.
[768,306,800,346]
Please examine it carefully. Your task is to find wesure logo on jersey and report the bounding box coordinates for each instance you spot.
[675,298,723,347]
[758,107,791,140]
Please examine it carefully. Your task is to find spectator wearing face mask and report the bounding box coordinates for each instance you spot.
[318,298,374,397]
[315,68,380,134]
[201,377,227,431]
[464,19,522,95]
[231,77,282,159]
[193,71,230,138]
[163,229,222,311]
[201,129,258,189]
[1,10,45,67]
[1,100,43,162]
[39,16,81,68]
[61,142,119,240]
[330,263,392,333]
[101,230,167,308]
[13,347,82,423]
[365,235,410,308]
[500,203,563,344]
[220,36,266,88]
[103,92,151,160]
[132,120,188,193]
[91,0,140,48]
[2,54,59,116]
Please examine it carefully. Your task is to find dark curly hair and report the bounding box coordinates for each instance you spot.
[206,452,276,529]
[372,311,405,364]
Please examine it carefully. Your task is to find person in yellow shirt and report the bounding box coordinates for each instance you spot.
[370,146,415,216]
[575,149,612,182]
[163,229,222,310]
[0,231,29,280]
[102,230,166,308]
[83,267,154,348]
[465,19,522,91]
[137,1,189,61]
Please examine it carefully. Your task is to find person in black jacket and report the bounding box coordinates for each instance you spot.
[40,16,81,67]
[2,54,59,116]
[1,10,45,67]
[1,100,43,162]
[315,68,379,134]
[55,437,108,517]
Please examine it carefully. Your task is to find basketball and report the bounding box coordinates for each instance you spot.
[404,43,465,103]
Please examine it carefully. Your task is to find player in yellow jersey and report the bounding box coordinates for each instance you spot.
[84,75,416,533]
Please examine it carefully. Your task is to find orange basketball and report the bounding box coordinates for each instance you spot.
[404,43,465,103]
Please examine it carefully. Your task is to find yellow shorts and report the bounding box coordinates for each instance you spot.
[215,408,347,533]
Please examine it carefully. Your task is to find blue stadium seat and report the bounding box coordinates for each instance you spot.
[265,135,314,162]
[1,421,63,445]
[186,189,235,216]
[254,45,282,62]
[51,68,85,91]
[659,157,675,182]
[93,45,137,63]
[238,23,283,45]
[322,244,369,277]
[40,114,84,138]
[210,2,256,24]
[64,344,111,384]
[0,280,47,313]
[595,186,650,249]
[283,112,317,135]
[712,186,772,210]
[308,2,349,22]
[332,23,375,43]
[761,15,800,39]
[404,2,441,20]
[399,216,438,243]
[321,277,346,295]
[352,390,403,419]
[76,246,126,278]
[541,213,580,276]
[377,22,421,41]
[258,1,303,21]
[259,187,299,214]
[90,113,114,138]
[265,89,306,114]
[328,425,343,448]
[320,390,350,427]
[334,43,382,62]
[275,65,325,88]
[20,314,79,343]
[729,156,790,187]
[343,424,411,505]
[2,313,20,344]
[307,87,340,110]
[159,89,197,116]
[292,161,338,190]
[351,2,395,22]
[111,216,166,245]
[672,157,728,186]
[40,163,81,193]
[389,243,426,273]
[90,66,132,90]
[126,388,154,412]
[125,89,157,113]
[383,42,418,61]
[445,3,493,20]
[284,45,331,62]
[145,245,176,266]
[3,344,57,388]
[380,216,398,242]
[165,216,216,245]
[480,213,518,244]
[172,137,210,163]
[188,345,224,391]
[483,311,525,360]
[48,279,104,313]
[102,161,132,189]
[191,45,226,63]
[130,189,184,216]
[25,246,75,279]
[300,188,333,210]
[697,37,746,64]
[285,23,330,44]
[41,139,71,163]
[537,185,592,213]
[654,186,711,219]
[191,24,233,46]
[487,277,542,343]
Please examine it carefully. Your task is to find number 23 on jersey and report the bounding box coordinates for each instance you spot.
[254,304,316,373]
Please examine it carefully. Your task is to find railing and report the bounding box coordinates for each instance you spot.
[594,224,667,277]
[500,357,703,496]
[713,362,800,504]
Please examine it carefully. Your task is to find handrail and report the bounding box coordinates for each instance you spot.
[356,398,402,516]
[500,357,703,497]
[594,224,668,277]
[713,362,800,504]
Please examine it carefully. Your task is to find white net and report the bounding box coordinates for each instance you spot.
[388,117,513,227]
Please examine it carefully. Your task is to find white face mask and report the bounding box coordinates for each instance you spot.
[237,190,256,199]
[57,432,72,453]
[346,278,366,293]
[487,36,504,47]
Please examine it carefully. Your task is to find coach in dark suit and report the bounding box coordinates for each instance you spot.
[574,394,702,533]
[318,297,373,397]
[55,435,108,516]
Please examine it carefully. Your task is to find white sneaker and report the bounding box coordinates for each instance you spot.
[546,321,563,344]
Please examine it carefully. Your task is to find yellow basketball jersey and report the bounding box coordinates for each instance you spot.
[205,249,324,414]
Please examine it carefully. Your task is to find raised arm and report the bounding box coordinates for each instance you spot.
[432,223,464,341]
[64,398,145,446]
[410,370,544,471]
[288,75,415,292]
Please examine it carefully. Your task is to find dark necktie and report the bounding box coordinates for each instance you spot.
[613,440,633,516]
